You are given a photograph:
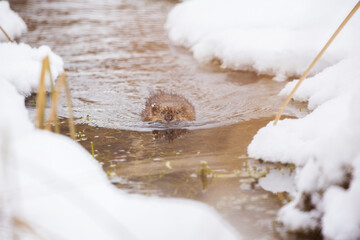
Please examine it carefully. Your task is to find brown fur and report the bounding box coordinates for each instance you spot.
[141,91,196,122]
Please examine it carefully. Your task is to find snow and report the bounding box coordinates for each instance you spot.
[0,42,64,97]
[0,1,27,41]
[0,6,240,240]
[258,168,295,194]
[167,0,360,238]
[166,0,360,81]
[248,60,360,238]
[322,157,360,239]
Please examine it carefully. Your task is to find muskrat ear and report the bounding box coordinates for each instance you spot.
[151,105,159,114]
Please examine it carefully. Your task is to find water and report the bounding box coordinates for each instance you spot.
[13,0,308,239]
[14,0,304,131]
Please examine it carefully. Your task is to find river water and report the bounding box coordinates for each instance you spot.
[13,0,307,239]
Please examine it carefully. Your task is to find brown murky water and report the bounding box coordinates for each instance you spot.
[15,0,307,239]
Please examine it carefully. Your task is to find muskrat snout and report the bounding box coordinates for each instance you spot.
[165,113,173,122]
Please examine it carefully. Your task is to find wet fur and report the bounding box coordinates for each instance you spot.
[141,91,195,122]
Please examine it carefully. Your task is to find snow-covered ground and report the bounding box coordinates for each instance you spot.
[0,3,240,240]
[167,0,360,239]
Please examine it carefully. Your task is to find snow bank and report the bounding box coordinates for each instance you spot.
[0,42,64,96]
[0,1,27,41]
[166,0,360,81]
[248,55,360,239]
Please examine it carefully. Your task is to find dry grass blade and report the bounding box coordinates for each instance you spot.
[35,57,48,129]
[44,55,56,100]
[273,1,360,125]
[44,73,76,139]
[37,56,75,139]
[13,217,40,239]
[45,74,65,132]
[0,25,14,43]
[63,75,76,140]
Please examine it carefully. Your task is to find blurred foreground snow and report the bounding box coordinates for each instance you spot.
[167,0,360,239]
[0,3,240,240]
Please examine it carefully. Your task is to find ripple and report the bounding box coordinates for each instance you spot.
[16,0,302,131]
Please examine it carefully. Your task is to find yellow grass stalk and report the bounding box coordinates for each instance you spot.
[35,58,48,129]
[63,74,76,140]
[45,74,65,132]
[44,55,56,98]
[37,56,75,139]
[274,1,360,125]
[44,73,76,140]
[0,25,14,43]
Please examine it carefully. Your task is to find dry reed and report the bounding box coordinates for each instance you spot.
[63,74,76,140]
[36,57,76,139]
[35,57,48,129]
[273,1,360,125]
[0,25,14,43]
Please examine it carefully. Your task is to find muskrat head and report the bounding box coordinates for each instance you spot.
[151,104,194,123]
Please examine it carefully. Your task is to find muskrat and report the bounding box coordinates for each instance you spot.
[141,91,196,123]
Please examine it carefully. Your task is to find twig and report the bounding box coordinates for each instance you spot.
[0,25,14,43]
[273,1,360,125]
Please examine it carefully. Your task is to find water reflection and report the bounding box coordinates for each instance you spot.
[152,128,189,142]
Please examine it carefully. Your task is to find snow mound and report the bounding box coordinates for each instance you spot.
[248,56,360,239]
[279,57,360,109]
[166,0,360,81]
[0,42,64,96]
[0,1,27,41]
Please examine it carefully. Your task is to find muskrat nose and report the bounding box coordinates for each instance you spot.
[165,114,173,122]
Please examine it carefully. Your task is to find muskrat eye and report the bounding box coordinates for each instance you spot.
[151,106,159,113]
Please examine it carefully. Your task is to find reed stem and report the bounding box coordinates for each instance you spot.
[0,25,14,43]
[35,58,48,129]
[63,75,76,140]
[274,1,360,125]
